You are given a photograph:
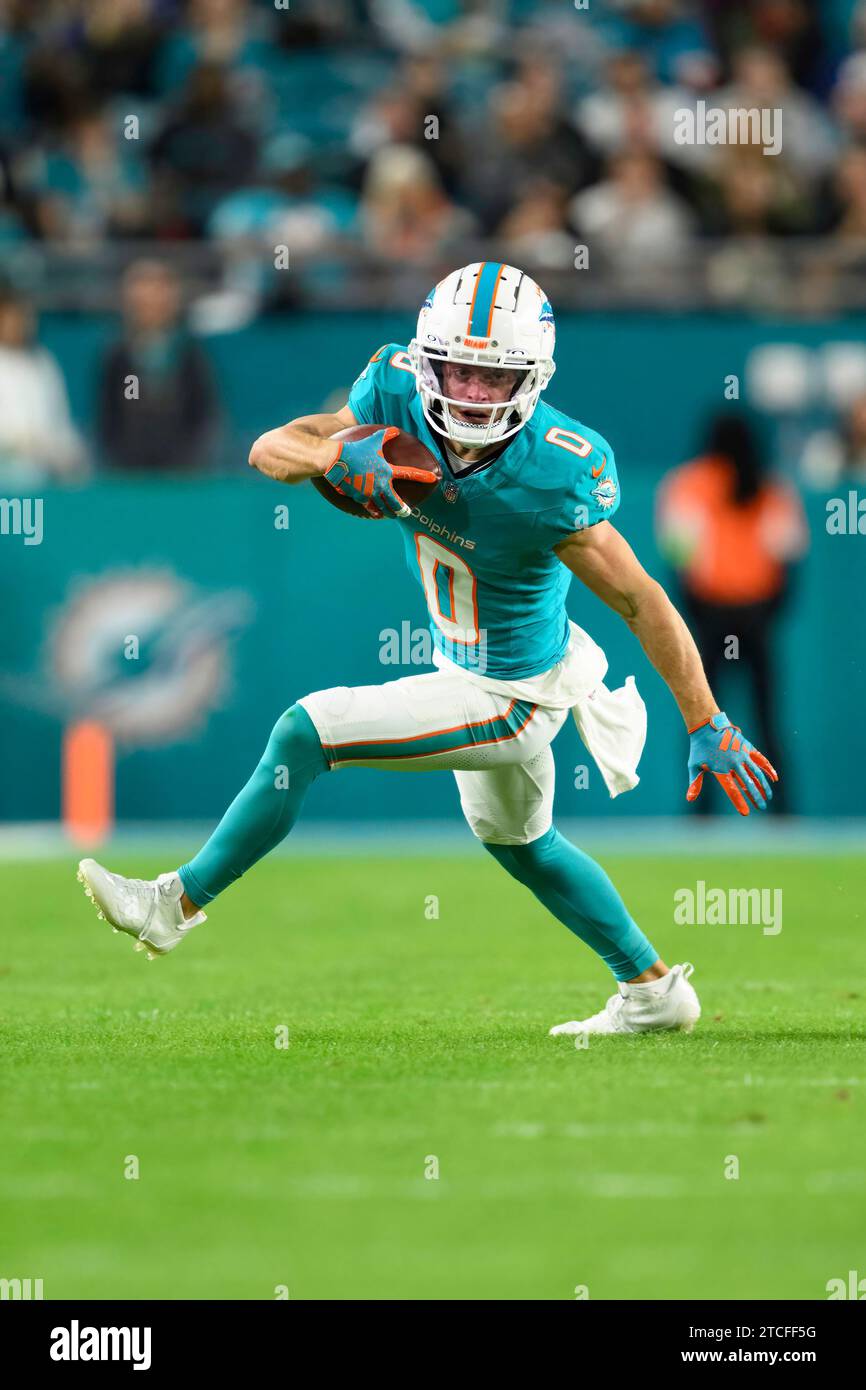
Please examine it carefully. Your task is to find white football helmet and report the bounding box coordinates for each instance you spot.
[408,262,556,448]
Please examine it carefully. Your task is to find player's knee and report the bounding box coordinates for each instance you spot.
[463,808,503,843]
[507,824,559,871]
[480,839,519,880]
[481,824,558,882]
[462,802,553,846]
[478,823,557,856]
[267,703,326,771]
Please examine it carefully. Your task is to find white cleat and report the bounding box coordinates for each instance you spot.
[549,962,701,1036]
[77,859,206,960]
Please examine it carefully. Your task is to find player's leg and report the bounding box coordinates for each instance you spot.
[77,669,555,958]
[178,704,326,906]
[299,672,556,773]
[78,703,328,957]
[455,750,659,980]
[454,755,701,1034]
[179,667,560,905]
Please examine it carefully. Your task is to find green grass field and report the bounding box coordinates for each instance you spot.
[1,850,864,1301]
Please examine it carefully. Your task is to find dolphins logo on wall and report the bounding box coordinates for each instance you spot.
[4,569,254,747]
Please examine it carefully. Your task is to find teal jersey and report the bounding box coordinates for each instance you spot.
[347,343,620,680]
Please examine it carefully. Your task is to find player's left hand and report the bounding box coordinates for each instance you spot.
[686,711,779,816]
[324,426,427,519]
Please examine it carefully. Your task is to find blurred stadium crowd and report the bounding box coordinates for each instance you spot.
[2,0,866,315]
[4,1,866,485]
[2,0,866,482]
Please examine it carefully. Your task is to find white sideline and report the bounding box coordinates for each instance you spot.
[0,818,864,859]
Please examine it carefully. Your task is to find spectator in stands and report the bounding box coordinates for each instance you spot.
[466,76,597,235]
[210,130,358,255]
[74,0,164,103]
[2,0,866,317]
[716,46,837,181]
[831,51,866,145]
[715,0,823,95]
[514,0,609,76]
[359,145,476,264]
[97,259,220,472]
[570,150,694,276]
[154,0,271,111]
[369,0,505,59]
[705,146,808,237]
[150,62,259,236]
[21,41,89,140]
[802,147,866,307]
[349,54,464,198]
[656,413,808,812]
[496,177,574,269]
[275,0,361,51]
[0,288,86,486]
[400,53,465,195]
[22,105,148,244]
[702,150,799,307]
[205,132,357,317]
[600,0,715,86]
[575,49,668,161]
[0,151,26,242]
[830,146,866,245]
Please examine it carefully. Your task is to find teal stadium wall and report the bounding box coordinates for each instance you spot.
[1,312,863,822]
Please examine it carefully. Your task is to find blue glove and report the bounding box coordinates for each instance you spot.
[687,711,779,816]
[325,426,423,519]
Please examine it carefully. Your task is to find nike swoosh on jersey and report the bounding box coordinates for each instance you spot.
[591,458,606,477]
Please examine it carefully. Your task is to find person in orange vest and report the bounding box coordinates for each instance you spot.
[656,414,808,813]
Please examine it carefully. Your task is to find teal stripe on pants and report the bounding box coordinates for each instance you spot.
[324,698,537,765]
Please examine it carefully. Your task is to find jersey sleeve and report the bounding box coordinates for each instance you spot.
[542,429,621,540]
[346,343,412,426]
[346,345,387,424]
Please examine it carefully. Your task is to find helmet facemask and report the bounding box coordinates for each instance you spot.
[410,341,553,449]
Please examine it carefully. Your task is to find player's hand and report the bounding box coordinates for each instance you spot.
[324,427,432,519]
[686,711,779,816]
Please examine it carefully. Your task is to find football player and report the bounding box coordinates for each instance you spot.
[78,262,777,1035]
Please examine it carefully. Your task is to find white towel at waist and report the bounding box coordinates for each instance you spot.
[431,619,608,708]
[571,676,647,798]
[431,619,647,795]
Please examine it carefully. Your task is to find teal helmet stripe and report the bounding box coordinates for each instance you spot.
[468,261,505,338]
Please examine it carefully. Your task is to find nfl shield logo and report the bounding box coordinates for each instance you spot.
[442,481,459,503]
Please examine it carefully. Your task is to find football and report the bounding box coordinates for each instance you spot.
[312,422,442,518]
